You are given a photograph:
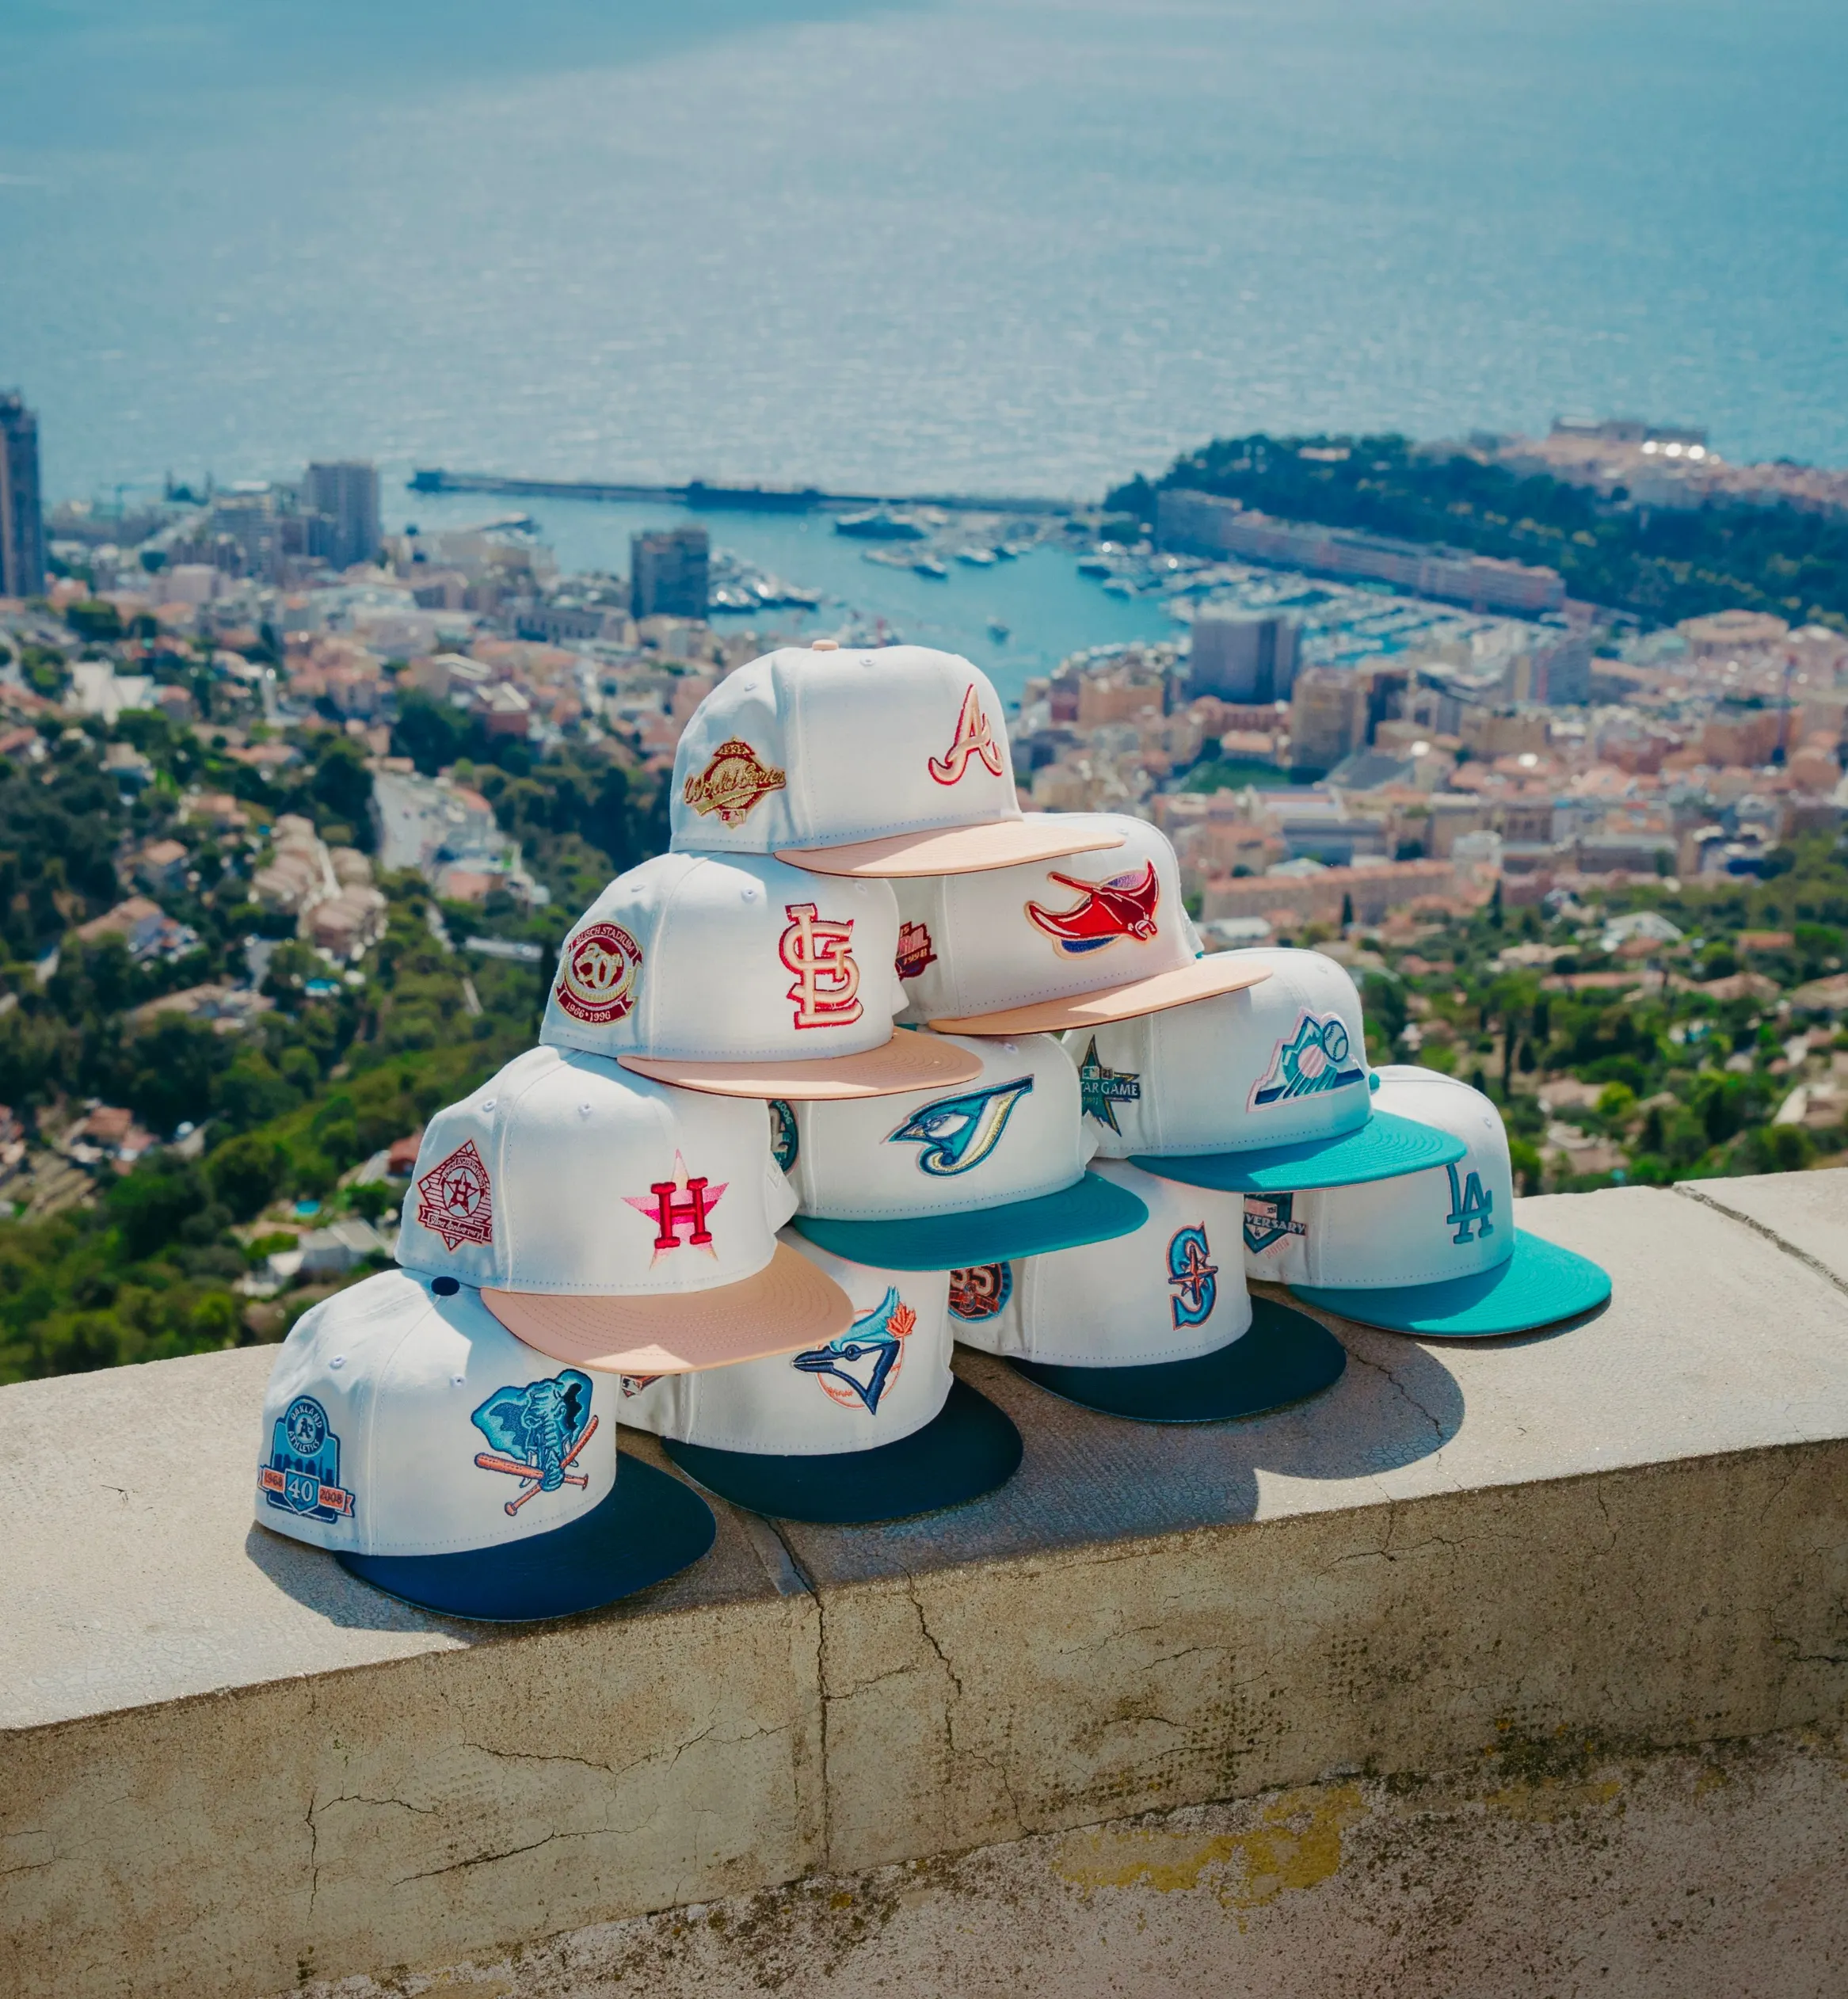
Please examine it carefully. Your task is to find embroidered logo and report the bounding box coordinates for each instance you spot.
[928,683,1006,786]
[1445,1163,1496,1245]
[471,1369,597,1516]
[259,1395,356,1522]
[1243,1192,1307,1256]
[1026,860,1160,955]
[682,737,786,825]
[1167,1224,1219,1329]
[949,1262,1012,1322]
[554,920,642,1026]
[780,902,863,1030]
[416,1140,494,1250]
[625,1152,727,1260]
[1075,1035,1141,1134]
[619,1373,661,1399]
[767,1098,799,1174]
[895,920,938,981]
[791,1287,916,1414]
[888,1076,1033,1176]
[1248,1011,1365,1109]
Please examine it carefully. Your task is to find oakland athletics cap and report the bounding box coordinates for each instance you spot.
[396,1045,853,1374]
[669,643,1123,877]
[622,1233,1022,1523]
[1251,1066,1613,1336]
[540,851,980,1099]
[256,1268,715,1621]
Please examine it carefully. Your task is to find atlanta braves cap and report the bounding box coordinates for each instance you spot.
[622,1233,1022,1523]
[902,814,1273,1035]
[948,1159,1345,1422]
[669,642,1124,877]
[539,851,981,1099]
[1252,1066,1613,1336]
[396,1045,853,1374]
[784,1031,1149,1269]
[256,1268,715,1621]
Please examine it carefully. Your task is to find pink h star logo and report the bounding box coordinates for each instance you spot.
[779,903,863,1030]
[625,1153,728,1261]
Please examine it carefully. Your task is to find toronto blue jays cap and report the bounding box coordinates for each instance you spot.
[255,1268,715,1622]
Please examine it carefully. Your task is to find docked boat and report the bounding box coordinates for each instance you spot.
[954,546,997,566]
[835,508,928,540]
[912,555,950,579]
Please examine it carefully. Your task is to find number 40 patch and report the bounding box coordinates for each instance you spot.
[1445,1163,1495,1244]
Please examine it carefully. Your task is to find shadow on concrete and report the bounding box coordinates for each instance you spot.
[243,1522,489,1639]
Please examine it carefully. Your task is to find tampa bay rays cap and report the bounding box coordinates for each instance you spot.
[621,1234,1022,1523]
[256,1268,715,1620]
[539,851,980,1099]
[396,1045,853,1375]
[783,1031,1149,1269]
[669,642,1124,878]
[948,1159,1345,1422]
[1249,1066,1613,1336]
[901,814,1273,1034]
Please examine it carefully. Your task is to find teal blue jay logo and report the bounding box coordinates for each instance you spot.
[260,1395,356,1522]
[471,1369,598,1517]
[1167,1224,1219,1327]
[1445,1163,1495,1245]
[887,1076,1033,1176]
[1248,1011,1365,1109]
[792,1286,916,1413]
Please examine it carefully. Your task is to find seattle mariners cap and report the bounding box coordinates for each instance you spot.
[783,1031,1149,1270]
[256,1268,715,1621]
[1071,947,1465,1192]
[669,643,1123,878]
[899,815,1273,1035]
[622,1233,1023,1524]
[948,1159,1345,1422]
[396,1045,854,1374]
[540,851,981,1099]
[1248,1066,1613,1336]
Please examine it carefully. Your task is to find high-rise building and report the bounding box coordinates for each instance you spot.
[631,526,710,619]
[1289,667,1370,774]
[1187,607,1301,702]
[303,461,382,570]
[0,390,46,600]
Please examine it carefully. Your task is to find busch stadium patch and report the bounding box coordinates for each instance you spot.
[417,1140,494,1251]
[554,919,642,1026]
[471,1369,597,1517]
[260,1395,356,1524]
[1025,859,1159,955]
[683,738,787,825]
[1248,1011,1365,1109]
[792,1287,916,1415]
[949,1262,1012,1322]
[1243,1191,1307,1256]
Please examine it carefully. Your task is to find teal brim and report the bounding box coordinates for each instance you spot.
[1129,1108,1465,1194]
[662,1377,1023,1524]
[1007,1297,1346,1423]
[791,1169,1148,1272]
[1290,1228,1612,1338]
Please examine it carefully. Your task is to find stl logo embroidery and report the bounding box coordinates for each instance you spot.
[626,1152,727,1260]
[895,920,937,981]
[888,1076,1033,1177]
[471,1369,597,1517]
[1167,1224,1219,1329]
[928,683,1006,786]
[767,1098,799,1174]
[780,903,863,1030]
[1248,1011,1365,1109]
[1446,1163,1496,1245]
[1076,1035,1141,1134]
[949,1262,1012,1322]
[792,1287,916,1415]
[1026,860,1160,955]
[259,1395,356,1523]
[554,919,642,1026]
[1243,1192,1307,1256]
[683,738,787,825]
[417,1140,494,1251]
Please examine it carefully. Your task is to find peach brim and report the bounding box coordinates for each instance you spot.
[930,954,1275,1036]
[617,1028,981,1100]
[482,1242,854,1375]
[776,813,1124,879]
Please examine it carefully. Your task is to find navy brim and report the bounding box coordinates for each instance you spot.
[1290,1227,1612,1338]
[791,1170,1147,1272]
[661,1377,1023,1524]
[337,1453,716,1623]
[1130,1108,1465,1194]
[1008,1297,1346,1423]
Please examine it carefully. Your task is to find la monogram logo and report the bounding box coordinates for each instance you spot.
[779,902,863,1030]
[928,683,1005,786]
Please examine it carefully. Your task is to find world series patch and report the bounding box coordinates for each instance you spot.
[682,738,787,825]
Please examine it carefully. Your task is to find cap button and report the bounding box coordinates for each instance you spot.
[811,638,840,652]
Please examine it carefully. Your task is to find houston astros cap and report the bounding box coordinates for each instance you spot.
[948,1159,1345,1422]
[540,851,980,1099]
[901,815,1273,1035]
[1249,1066,1613,1336]
[669,642,1123,877]
[396,1045,853,1374]
[784,1031,1149,1269]
[622,1234,1022,1523]
[256,1268,716,1621]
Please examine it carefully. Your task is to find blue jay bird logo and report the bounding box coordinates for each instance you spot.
[471,1369,597,1516]
[1167,1224,1220,1328]
[1248,1011,1366,1109]
[791,1287,917,1413]
[887,1076,1033,1176]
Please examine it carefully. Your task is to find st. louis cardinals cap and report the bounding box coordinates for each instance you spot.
[783,1031,1149,1269]
[948,1159,1345,1422]
[1248,1066,1613,1336]
[899,815,1273,1035]
[622,1233,1022,1523]
[256,1268,715,1621]
[396,1045,853,1374]
[540,851,980,1099]
[669,642,1123,877]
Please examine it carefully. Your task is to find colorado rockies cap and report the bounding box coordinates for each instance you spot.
[669,642,1123,877]
[783,1031,1149,1270]
[621,1233,1022,1523]
[256,1268,715,1621]
[901,815,1273,1035]
[1249,1066,1613,1337]
[539,851,980,1099]
[948,1159,1345,1422]
[396,1045,853,1374]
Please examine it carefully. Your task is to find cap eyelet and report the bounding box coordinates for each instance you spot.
[431,1275,460,1296]
[480,1097,497,1113]
[578,1102,593,1118]
[451,1373,467,1386]
[328,1354,346,1369]
[741,885,758,901]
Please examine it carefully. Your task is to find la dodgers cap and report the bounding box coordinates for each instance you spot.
[396,1045,853,1373]
[540,851,980,1099]
[903,814,1273,1035]
[783,1031,1149,1269]
[1249,1065,1613,1336]
[256,1268,715,1621]
[623,1233,1022,1523]
[669,643,1123,877]
[948,1159,1345,1422]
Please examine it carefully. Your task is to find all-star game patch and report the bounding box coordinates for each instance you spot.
[1075,1036,1140,1133]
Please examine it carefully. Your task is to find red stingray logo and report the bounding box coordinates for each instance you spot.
[1024,860,1160,956]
